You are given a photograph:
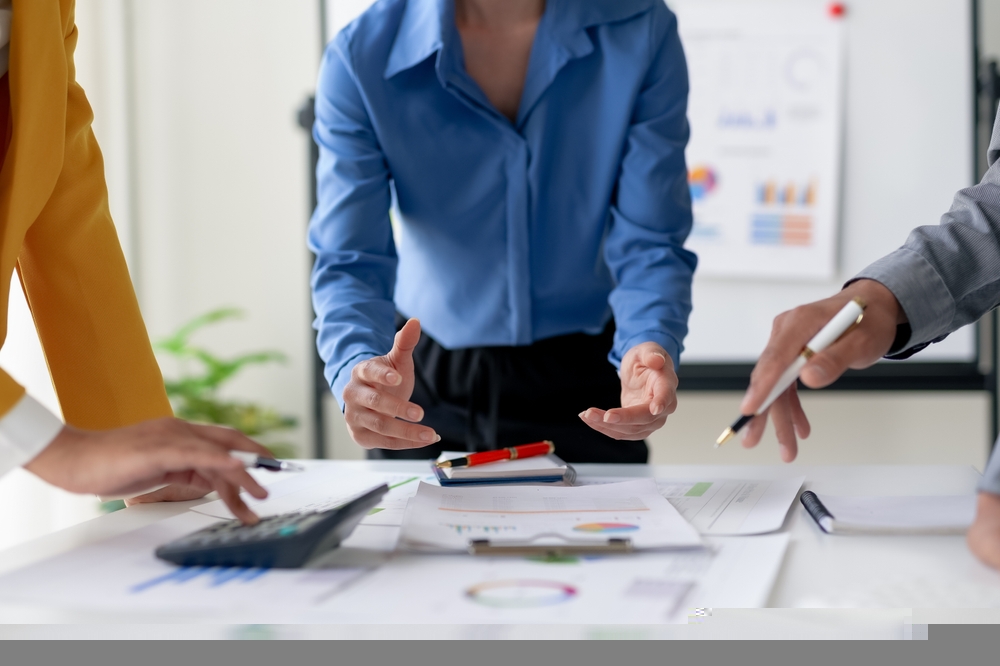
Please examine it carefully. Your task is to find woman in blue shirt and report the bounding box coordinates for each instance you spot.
[309,0,696,463]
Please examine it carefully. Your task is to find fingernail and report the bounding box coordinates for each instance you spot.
[434,434,442,443]
[578,411,587,420]
[650,403,664,416]
[407,407,422,420]
[420,431,435,442]
[604,412,620,424]
[386,371,400,384]
[810,365,827,381]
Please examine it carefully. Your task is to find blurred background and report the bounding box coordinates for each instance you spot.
[0,0,999,550]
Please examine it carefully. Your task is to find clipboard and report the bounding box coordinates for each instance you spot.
[466,534,633,557]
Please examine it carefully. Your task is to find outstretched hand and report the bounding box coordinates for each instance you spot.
[580,342,677,440]
[342,318,440,450]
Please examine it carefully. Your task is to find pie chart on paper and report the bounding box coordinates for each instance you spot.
[572,522,640,534]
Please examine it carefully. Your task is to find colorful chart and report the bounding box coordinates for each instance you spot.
[688,166,718,201]
[750,214,813,246]
[756,180,816,207]
[572,522,640,534]
[466,580,577,608]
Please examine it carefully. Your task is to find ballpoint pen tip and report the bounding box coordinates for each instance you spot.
[715,427,735,447]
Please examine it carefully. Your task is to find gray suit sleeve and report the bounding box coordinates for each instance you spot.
[853,108,1000,494]
[854,108,1000,356]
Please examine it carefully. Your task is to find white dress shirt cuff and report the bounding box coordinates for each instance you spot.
[0,394,65,470]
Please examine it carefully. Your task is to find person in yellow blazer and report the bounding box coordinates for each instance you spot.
[0,0,267,522]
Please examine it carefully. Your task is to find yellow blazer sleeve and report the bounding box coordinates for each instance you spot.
[14,13,172,429]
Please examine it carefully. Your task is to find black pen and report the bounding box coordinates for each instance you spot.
[229,450,305,472]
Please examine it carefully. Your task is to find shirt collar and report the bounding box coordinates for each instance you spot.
[384,0,448,79]
[384,0,655,81]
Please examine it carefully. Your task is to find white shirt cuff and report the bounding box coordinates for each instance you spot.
[0,394,65,469]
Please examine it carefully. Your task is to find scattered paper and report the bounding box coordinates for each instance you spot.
[191,470,431,528]
[0,513,372,616]
[399,479,703,552]
[813,494,975,535]
[318,534,789,624]
[578,476,804,535]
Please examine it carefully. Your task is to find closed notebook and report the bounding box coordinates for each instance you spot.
[800,491,975,535]
[433,451,576,486]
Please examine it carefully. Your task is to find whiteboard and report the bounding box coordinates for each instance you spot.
[683,2,845,280]
[324,0,977,363]
[672,0,976,362]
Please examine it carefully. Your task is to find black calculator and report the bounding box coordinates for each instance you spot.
[155,484,389,569]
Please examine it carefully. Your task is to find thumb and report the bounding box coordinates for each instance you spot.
[387,318,421,367]
[640,348,668,371]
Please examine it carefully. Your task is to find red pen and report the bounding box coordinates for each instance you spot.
[435,441,555,469]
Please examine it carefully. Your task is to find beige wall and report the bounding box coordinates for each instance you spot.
[323,391,993,470]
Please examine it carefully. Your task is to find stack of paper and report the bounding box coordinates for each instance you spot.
[801,492,976,535]
[399,479,703,552]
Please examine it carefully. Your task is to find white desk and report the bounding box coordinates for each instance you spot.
[0,462,997,637]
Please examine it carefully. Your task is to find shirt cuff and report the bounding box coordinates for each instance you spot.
[979,442,1000,495]
[0,394,64,469]
[850,247,956,355]
[330,352,378,411]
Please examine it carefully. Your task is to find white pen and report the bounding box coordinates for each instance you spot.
[229,450,305,472]
[715,297,867,447]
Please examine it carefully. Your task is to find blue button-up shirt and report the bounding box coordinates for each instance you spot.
[310,0,697,407]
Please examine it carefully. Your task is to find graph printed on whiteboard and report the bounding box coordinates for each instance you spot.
[676,0,844,279]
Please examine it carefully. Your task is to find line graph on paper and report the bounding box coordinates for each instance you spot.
[446,524,519,536]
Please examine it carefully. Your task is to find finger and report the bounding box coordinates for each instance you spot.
[349,407,439,444]
[186,423,272,456]
[354,357,404,387]
[213,477,260,525]
[218,467,269,500]
[644,370,675,417]
[741,410,769,449]
[579,409,662,437]
[580,416,654,437]
[741,307,832,415]
[581,417,663,441]
[351,430,439,451]
[346,383,424,421]
[386,318,421,367]
[602,403,661,426]
[770,393,799,463]
[787,385,811,439]
[151,444,246,475]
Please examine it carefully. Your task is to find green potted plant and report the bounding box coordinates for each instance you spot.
[100,308,299,513]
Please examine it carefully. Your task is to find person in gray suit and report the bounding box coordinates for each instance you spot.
[739,108,1000,570]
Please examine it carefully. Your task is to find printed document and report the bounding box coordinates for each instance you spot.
[191,469,430,528]
[579,476,804,535]
[399,479,703,552]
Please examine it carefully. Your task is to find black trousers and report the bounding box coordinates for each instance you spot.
[367,315,648,464]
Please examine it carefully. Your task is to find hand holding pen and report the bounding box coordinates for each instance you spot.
[734,279,907,462]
